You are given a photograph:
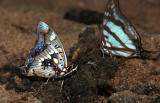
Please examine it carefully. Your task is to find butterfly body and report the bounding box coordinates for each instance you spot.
[101,0,143,57]
[20,21,77,78]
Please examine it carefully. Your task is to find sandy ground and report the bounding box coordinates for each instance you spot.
[0,0,159,102]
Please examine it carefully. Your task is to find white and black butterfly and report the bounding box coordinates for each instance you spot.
[101,0,144,57]
[20,21,77,78]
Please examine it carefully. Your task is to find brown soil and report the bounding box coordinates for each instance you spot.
[0,0,159,102]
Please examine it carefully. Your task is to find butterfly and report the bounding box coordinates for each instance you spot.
[20,21,77,78]
[101,0,144,57]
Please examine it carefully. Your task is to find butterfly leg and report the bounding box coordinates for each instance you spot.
[45,78,50,84]
[64,90,71,102]
[87,61,98,70]
[102,50,105,58]
[109,53,113,59]
[40,78,50,88]
[113,56,116,61]
[60,79,64,92]
[100,47,105,58]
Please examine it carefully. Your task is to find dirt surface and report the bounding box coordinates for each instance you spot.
[0,0,159,102]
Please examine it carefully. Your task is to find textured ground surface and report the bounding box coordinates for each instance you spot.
[0,0,159,102]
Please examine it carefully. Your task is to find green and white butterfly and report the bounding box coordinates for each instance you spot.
[101,0,144,57]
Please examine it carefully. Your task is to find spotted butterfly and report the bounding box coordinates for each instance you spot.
[101,0,144,57]
[20,21,77,78]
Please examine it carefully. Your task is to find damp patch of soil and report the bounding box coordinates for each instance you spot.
[0,0,160,102]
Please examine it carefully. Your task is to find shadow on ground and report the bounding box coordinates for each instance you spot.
[64,8,103,25]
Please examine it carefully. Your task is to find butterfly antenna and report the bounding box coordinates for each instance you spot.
[143,50,159,60]
[140,50,160,61]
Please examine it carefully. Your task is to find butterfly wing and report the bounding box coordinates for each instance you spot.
[21,21,77,78]
[26,46,66,78]
[101,0,143,57]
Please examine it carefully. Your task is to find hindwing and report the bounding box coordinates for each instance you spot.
[101,0,143,57]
